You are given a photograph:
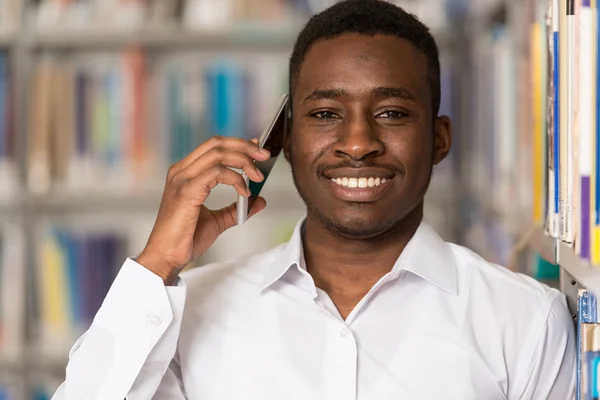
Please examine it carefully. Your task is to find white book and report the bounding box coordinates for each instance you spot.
[0,223,25,361]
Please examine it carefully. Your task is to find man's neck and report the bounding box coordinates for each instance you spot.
[302,207,423,319]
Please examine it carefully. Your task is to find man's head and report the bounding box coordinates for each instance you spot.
[284,0,452,239]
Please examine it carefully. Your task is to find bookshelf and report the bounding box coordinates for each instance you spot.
[1,0,564,398]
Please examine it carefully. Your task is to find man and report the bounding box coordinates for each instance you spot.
[52,0,576,399]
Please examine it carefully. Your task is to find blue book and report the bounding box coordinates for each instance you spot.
[553,7,561,235]
[32,387,50,400]
[68,232,82,326]
[587,351,600,400]
[75,70,88,159]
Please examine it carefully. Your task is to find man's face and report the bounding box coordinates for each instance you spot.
[286,33,451,238]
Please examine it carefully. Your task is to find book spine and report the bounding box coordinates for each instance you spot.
[594,0,600,263]
[551,0,562,239]
[533,17,546,226]
[580,0,594,259]
[560,0,574,243]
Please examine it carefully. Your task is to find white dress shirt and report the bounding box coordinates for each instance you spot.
[51,218,576,400]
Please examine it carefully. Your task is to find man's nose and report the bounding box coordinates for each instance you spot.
[332,115,385,160]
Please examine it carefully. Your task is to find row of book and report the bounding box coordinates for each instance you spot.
[32,228,129,355]
[27,209,304,359]
[454,0,568,281]
[0,382,60,400]
[27,50,288,194]
[0,0,19,32]
[538,0,600,265]
[34,0,323,32]
[32,0,459,33]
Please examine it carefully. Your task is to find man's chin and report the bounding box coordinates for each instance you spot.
[314,208,398,240]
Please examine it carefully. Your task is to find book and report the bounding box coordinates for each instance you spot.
[575,0,592,259]
[0,222,25,361]
[0,51,17,200]
[578,289,599,399]
[34,226,128,357]
[27,50,288,195]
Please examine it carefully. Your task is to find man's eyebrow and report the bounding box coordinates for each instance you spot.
[302,86,419,104]
[302,88,348,104]
[372,86,418,102]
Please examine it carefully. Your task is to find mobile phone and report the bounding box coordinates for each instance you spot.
[236,94,289,225]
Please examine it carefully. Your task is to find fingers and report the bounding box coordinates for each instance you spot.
[248,196,267,218]
[169,136,270,177]
[211,196,268,234]
[174,147,266,184]
[176,165,251,202]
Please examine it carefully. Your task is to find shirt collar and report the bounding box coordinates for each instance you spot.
[392,220,458,295]
[258,217,306,292]
[258,217,458,296]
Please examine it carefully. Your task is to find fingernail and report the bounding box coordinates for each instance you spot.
[256,167,264,179]
[260,148,270,156]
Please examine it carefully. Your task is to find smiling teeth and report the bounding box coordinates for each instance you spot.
[330,177,388,188]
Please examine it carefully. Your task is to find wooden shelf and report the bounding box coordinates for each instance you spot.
[0,30,17,46]
[21,166,457,212]
[27,25,301,50]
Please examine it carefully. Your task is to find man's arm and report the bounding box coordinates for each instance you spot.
[51,259,187,400]
[511,293,576,400]
[50,136,270,399]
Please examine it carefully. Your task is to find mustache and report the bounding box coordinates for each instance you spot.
[319,160,404,175]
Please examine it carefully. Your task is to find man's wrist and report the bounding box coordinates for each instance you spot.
[135,252,179,286]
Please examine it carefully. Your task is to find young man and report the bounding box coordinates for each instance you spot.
[52,1,575,399]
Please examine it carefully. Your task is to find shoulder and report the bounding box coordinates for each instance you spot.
[450,243,564,314]
[449,243,573,348]
[448,244,575,391]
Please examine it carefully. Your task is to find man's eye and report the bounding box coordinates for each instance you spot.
[377,110,405,119]
[312,111,338,120]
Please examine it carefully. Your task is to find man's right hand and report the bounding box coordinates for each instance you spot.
[136,136,271,285]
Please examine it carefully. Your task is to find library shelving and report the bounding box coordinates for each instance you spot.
[0,0,569,399]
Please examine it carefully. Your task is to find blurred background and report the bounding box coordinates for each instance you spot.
[0,0,556,398]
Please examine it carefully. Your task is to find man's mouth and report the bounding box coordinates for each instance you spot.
[322,168,395,202]
[329,176,388,188]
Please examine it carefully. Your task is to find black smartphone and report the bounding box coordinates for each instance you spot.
[236,94,289,225]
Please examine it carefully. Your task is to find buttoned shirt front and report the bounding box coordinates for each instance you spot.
[52,218,575,400]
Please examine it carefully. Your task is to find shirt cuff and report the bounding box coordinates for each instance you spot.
[93,258,187,340]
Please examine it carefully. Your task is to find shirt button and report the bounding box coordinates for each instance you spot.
[149,315,162,326]
[341,328,349,337]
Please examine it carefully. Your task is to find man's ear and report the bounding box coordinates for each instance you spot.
[433,115,452,165]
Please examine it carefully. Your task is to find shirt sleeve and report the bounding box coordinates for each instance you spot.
[511,293,576,400]
[50,259,188,400]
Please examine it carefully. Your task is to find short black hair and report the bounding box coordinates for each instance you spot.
[289,0,441,115]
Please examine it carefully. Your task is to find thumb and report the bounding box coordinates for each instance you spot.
[248,196,267,218]
[213,196,267,233]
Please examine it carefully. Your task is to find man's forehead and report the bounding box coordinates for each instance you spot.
[304,33,425,65]
[295,34,429,99]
